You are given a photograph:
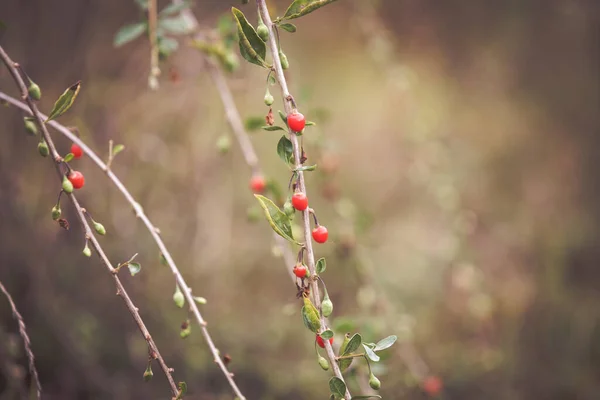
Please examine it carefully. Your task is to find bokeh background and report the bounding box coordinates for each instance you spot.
[0,0,599,399]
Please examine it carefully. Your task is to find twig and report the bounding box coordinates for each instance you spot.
[0,45,179,397]
[256,2,352,398]
[0,280,42,399]
[147,0,160,89]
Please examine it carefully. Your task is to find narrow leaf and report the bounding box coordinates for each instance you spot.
[320,329,334,339]
[113,144,125,156]
[159,16,194,35]
[114,23,146,47]
[262,125,286,131]
[278,109,287,124]
[159,1,190,17]
[374,335,397,351]
[193,296,207,305]
[128,262,141,276]
[63,153,74,163]
[305,120,316,126]
[276,135,293,165]
[363,344,380,362]
[231,7,268,67]
[283,0,339,20]
[316,257,326,274]
[45,81,81,122]
[295,164,317,172]
[342,333,362,356]
[254,194,300,244]
[329,377,347,398]
[279,23,297,32]
[244,116,264,131]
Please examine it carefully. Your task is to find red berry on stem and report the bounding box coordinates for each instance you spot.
[71,143,83,159]
[423,376,443,396]
[293,264,308,278]
[287,111,306,133]
[312,225,328,244]
[250,175,266,193]
[316,334,333,348]
[68,170,85,189]
[291,192,308,211]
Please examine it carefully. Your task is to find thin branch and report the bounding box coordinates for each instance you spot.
[147,0,160,89]
[0,280,41,399]
[256,1,352,398]
[0,46,178,397]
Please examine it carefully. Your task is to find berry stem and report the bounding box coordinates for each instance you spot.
[308,208,319,226]
[257,2,352,398]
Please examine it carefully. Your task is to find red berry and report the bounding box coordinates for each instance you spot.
[312,225,328,244]
[68,170,85,189]
[316,334,333,348]
[250,175,266,193]
[287,111,306,133]
[71,143,83,159]
[293,264,307,278]
[423,376,443,396]
[291,192,308,211]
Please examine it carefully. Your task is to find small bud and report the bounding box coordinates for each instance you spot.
[264,88,274,106]
[82,243,92,257]
[180,319,191,339]
[216,134,231,154]
[279,50,289,69]
[24,118,38,136]
[38,141,49,157]
[143,364,153,382]
[62,176,73,194]
[321,297,333,318]
[173,286,185,308]
[28,81,41,100]
[369,373,381,390]
[93,221,106,236]
[51,205,61,221]
[257,23,269,42]
[318,355,329,371]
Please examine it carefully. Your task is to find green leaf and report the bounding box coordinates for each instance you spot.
[374,335,397,351]
[262,125,286,131]
[244,116,264,131]
[176,381,187,399]
[63,153,74,163]
[316,257,326,273]
[128,262,141,276]
[305,120,316,126]
[276,135,293,165]
[329,377,347,398]
[231,7,268,68]
[320,329,334,339]
[363,344,380,362]
[343,333,362,356]
[114,23,146,47]
[45,81,81,122]
[158,36,179,56]
[295,164,317,172]
[254,194,300,244]
[278,110,287,124]
[351,396,382,399]
[159,1,190,17]
[134,0,148,10]
[193,296,207,305]
[159,16,194,35]
[113,144,125,156]
[279,23,297,32]
[282,0,339,20]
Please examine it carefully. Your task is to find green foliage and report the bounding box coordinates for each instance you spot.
[46,81,80,122]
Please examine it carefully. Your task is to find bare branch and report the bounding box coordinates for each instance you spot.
[0,280,42,399]
[256,1,352,398]
[147,0,160,89]
[0,45,178,397]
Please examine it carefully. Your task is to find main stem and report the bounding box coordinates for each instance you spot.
[256,2,352,399]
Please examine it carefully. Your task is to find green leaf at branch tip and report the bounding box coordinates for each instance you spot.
[63,153,74,163]
[254,194,300,245]
[45,81,81,122]
[276,135,294,166]
[351,396,382,399]
[363,343,380,362]
[231,7,268,68]
[114,23,146,47]
[305,120,316,126]
[262,125,286,132]
[283,0,340,20]
[176,381,187,399]
[159,1,191,17]
[316,257,326,274]
[244,116,265,131]
[294,164,317,172]
[374,335,397,351]
[112,144,125,156]
[128,262,141,276]
[329,377,347,398]
[193,296,207,305]
[343,333,362,355]
[320,329,334,339]
[279,23,297,33]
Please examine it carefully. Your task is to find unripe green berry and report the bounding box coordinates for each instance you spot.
[143,365,153,382]
[51,205,61,221]
[28,81,41,100]
[216,134,231,154]
[279,50,289,69]
[173,286,185,308]
[222,52,239,72]
[369,373,381,390]
[62,176,73,194]
[257,23,269,42]
[321,297,333,317]
[38,141,49,157]
[264,88,274,106]
[318,355,329,371]
[83,244,92,257]
[24,118,38,135]
[93,221,106,236]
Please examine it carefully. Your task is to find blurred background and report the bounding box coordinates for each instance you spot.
[0,0,599,399]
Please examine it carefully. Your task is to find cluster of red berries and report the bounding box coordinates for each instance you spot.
[68,143,85,189]
[291,191,328,244]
